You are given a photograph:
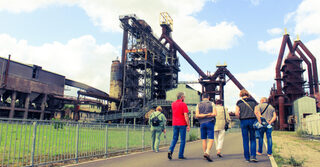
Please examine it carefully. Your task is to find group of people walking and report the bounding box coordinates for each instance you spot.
[149,89,276,163]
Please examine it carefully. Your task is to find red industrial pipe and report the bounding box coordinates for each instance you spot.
[162,35,208,79]
[225,69,245,90]
[121,19,129,64]
[295,47,314,95]
[295,41,319,93]
[278,96,285,130]
[275,34,294,95]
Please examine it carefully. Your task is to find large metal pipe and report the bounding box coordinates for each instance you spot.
[275,35,289,95]
[296,41,319,93]
[65,79,109,98]
[162,35,208,79]
[77,91,120,103]
[225,69,244,90]
[295,46,314,95]
[121,19,129,64]
[278,96,285,130]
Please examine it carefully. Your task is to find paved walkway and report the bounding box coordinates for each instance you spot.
[67,132,272,167]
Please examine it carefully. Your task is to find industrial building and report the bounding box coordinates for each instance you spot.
[0,12,319,131]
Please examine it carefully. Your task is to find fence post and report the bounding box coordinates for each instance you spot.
[75,123,79,163]
[105,125,108,158]
[126,125,129,154]
[31,121,38,167]
[164,127,167,145]
[142,126,145,151]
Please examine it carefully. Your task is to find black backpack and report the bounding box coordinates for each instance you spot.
[151,113,162,126]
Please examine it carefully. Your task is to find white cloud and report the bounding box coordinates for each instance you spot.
[236,62,275,82]
[305,38,320,76]
[290,0,320,35]
[179,72,199,81]
[267,28,283,36]
[175,19,243,52]
[250,0,262,6]
[306,38,320,57]
[258,37,282,55]
[0,34,119,93]
[0,0,76,13]
[224,62,275,111]
[284,11,295,24]
[0,0,243,52]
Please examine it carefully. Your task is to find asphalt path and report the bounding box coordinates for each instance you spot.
[67,132,272,167]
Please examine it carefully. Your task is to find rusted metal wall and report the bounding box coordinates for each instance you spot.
[0,57,65,95]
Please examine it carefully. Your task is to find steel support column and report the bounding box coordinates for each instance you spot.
[40,94,47,120]
[9,91,16,118]
[23,94,30,119]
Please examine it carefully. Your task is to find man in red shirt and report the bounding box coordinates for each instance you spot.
[168,92,190,160]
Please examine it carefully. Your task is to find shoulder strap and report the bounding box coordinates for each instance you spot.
[241,98,254,112]
[155,112,162,118]
[261,103,270,115]
[223,106,227,121]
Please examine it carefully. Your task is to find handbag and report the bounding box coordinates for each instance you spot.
[223,106,229,131]
[253,103,270,129]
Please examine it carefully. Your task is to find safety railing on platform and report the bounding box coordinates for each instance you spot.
[0,118,201,167]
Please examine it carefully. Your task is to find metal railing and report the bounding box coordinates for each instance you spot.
[0,118,200,167]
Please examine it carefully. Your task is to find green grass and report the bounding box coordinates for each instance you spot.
[0,122,196,166]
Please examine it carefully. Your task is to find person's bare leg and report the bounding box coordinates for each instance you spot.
[217,149,221,154]
[202,139,207,153]
[206,139,214,154]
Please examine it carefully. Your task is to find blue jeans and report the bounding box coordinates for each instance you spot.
[240,119,256,160]
[151,129,162,152]
[168,126,187,158]
[258,127,273,155]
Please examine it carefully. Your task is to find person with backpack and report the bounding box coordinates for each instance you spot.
[255,97,276,157]
[149,106,167,152]
[235,89,259,163]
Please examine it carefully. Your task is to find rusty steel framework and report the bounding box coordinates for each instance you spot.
[269,34,319,130]
[107,13,252,124]
[118,14,179,121]
[159,15,250,105]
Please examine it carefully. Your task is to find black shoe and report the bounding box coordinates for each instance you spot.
[178,156,187,160]
[168,151,172,160]
[203,153,213,162]
[250,158,258,162]
[217,153,223,158]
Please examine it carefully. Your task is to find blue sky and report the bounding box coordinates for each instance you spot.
[0,0,319,109]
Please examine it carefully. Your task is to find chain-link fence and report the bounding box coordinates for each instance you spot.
[0,118,201,167]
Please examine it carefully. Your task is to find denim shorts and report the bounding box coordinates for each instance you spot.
[200,120,215,139]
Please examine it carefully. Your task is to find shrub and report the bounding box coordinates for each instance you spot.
[296,129,307,137]
[52,118,65,130]
[288,156,304,166]
[189,132,199,141]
